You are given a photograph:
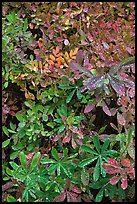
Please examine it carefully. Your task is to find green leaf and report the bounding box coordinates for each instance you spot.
[61,165,72,178]
[127,125,135,144]
[93,135,100,154]
[66,89,76,103]
[24,101,31,108]
[93,159,100,182]
[78,156,98,167]
[4,81,8,88]
[95,188,104,202]
[81,145,98,155]
[10,122,15,130]
[7,195,16,202]
[76,89,83,99]
[22,189,29,202]
[60,104,67,117]
[12,142,24,150]
[2,139,10,148]
[98,125,107,134]
[89,177,110,189]
[16,113,24,121]
[101,139,110,154]
[58,124,66,133]
[47,163,58,175]
[23,18,28,32]
[29,190,36,199]
[63,148,68,157]
[47,122,54,128]
[2,126,9,136]
[10,152,18,160]
[40,158,56,164]
[51,148,59,161]
[6,167,14,176]
[19,152,27,171]
[29,152,41,172]
[9,161,20,170]
[57,164,61,176]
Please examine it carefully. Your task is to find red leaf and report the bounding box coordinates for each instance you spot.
[84,104,95,113]
[53,134,62,142]
[121,177,128,190]
[26,152,35,161]
[117,112,126,126]
[62,134,71,143]
[108,158,119,167]
[129,87,135,98]
[54,191,66,202]
[56,37,64,42]
[102,100,111,116]
[120,158,131,167]
[110,176,120,185]
[71,137,77,149]
[67,192,78,202]
[70,184,81,194]
[102,163,120,174]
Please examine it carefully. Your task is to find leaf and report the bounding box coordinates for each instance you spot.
[62,134,71,143]
[61,165,72,178]
[108,75,125,96]
[120,158,131,167]
[84,103,95,113]
[93,135,100,154]
[29,152,41,172]
[23,18,28,32]
[81,145,98,155]
[121,177,128,190]
[2,139,10,148]
[2,126,9,136]
[9,161,20,170]
[102,100,111,116]
[24,101,31,108]
[10,152,18,160]
[84,76,105,91]
[95,188,104,202]
[71,137,77,149]
[78,156,98,167]
[58,124,66,133]
[117,112,126,126]
[110,176,120,185]
[16,113,24,121]
[50,54,56,61]
[93,159,100,182]
[53,134,62,142]
[10,122,15,131]
[81,168,89,186]
[101,139,110,154]
[7,196,16,202]
[47,164,58,175]
[51,148,59,161]
[89,177,109,189]
[40,158,55,164]
[66,89,76,103]
[54,191,66,202]
[19,152,27,171]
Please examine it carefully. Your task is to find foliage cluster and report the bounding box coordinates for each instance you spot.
[2,2,135,202]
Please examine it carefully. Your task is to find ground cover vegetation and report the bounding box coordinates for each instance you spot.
[2,2,135,202]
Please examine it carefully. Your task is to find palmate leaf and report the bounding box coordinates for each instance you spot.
[51,148,59,161]
[81,168,89,186]
[93,159,100,182]
[93,135,100,154]
[66,89,76,103]
[29,152,41,172]
[101,139,110,154]
[81,145,98,155]
[19,152,27,171]
[78,156,98,168]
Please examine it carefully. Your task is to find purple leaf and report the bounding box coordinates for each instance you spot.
[84,76,105,91]
[117,112,126,126]
[84,104,95,113]
[76,50,84,65]
[71,137,77,149]
[102,100,111,116]
[108,75,125,96]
